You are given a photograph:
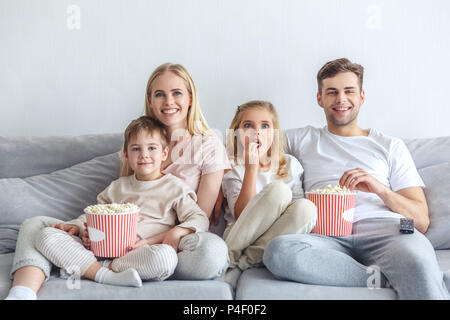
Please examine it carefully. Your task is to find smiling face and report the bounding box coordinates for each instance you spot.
[148,72,192,131]
[317,72,365,133]
[124,129,169,181]
[238,108,275,159]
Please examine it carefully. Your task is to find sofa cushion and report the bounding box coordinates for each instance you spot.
[0,152,120,227]
[420,162,450,249]
[0,253,14,298]
[0,225,20,254]
[235,267,397,300]
[435,250,450,291]
[0,252,233,300]
[36,277,233,300]
[0,133,123,179]
[237,250,450,300]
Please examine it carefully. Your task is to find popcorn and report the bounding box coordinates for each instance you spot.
[84,203,140,214]
[307,184,355,195]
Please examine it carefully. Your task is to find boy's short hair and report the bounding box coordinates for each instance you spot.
[123,116,168,152]
[317,58,364,94]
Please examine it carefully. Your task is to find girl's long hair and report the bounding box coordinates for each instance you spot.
[226,100,288,178]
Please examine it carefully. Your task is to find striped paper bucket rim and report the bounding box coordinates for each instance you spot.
[305,192,356,195]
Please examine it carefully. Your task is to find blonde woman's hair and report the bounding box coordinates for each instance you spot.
[145,62,212,136]
[226,100,288,178]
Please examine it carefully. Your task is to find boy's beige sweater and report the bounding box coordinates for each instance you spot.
[66,173,210,240]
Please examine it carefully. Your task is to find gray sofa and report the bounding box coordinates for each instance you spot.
[1,133,449,300]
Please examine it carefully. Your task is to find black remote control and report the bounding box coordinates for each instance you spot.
[400,218,414,234]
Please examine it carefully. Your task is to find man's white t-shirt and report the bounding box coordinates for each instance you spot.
[221,154,305,226]
[285,126,424,222]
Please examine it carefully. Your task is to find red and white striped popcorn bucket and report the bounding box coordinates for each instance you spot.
[306,192,356,237]
[85,211,139,258]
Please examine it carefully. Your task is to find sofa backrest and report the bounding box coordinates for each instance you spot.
[0,133,123,179]
[404,136,450,249]
[404,136,450,169]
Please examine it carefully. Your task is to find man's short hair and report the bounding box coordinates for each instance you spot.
[123,116,168,152]
[317,58,364,94]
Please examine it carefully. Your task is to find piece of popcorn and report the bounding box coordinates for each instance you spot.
[84,203,140,214]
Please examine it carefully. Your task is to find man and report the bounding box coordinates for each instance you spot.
[262,58,449,300]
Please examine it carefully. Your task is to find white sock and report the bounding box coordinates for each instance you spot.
[94,267,142,287]
[4,285,37,300]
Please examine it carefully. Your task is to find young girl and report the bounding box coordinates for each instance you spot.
[6,63,230,300]
[222,100,317,272]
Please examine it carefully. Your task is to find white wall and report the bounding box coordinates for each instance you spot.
[1,0,449,139]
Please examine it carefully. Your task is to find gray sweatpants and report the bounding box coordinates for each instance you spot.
[263,217,449,300]
[10,216,229,281]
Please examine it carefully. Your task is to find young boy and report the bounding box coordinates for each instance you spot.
[34,116,210,287]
